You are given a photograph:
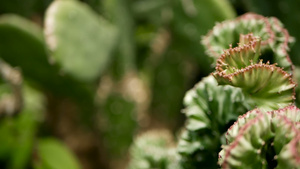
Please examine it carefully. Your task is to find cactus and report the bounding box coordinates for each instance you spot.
[177,76,248,168]
[219,106,300,168]
[202,13,294,72]
[44,0,117,82]
[213,33,296,110]
[177,16,297,168]
[128,13,298,169]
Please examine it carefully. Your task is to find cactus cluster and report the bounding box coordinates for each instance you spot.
[131,13,300,169]
[176,13,298,169]
[129,12,300,168]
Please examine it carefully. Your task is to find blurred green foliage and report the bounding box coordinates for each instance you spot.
[44,0,118,82]
[99,93,137,158]
[0,0,299,169]
[34,138,81,169]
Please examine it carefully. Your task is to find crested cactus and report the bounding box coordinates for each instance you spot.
[213,33,296,111]
[127,11,298,169]
[202,13,294,72]
[177,75,248,168]
[219,106,300,168]
[176,14,297,169]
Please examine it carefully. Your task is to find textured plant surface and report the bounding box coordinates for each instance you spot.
[202,13,294,73]
[219,106,300,168]
[176,14,297,168]
[213,33,296,110]
[177,76,247,168]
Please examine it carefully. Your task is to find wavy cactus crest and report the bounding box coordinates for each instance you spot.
[176,15,296,168]
[202,13,294,72]
[219,106,300,169]
[213,33,296,111]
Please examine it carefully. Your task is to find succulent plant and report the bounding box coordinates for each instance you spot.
[202,13,294,73]
[219,105,300,169]
[213,33,296,111]
[177,18,296,168]
[44,0,118,82]
[177,75,248,168]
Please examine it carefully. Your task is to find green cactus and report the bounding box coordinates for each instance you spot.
[177,15,297,169]
[128,12,298,169]
[44,0,118,82]
[213,33,296,111]
[219,106,300,169]
[202,13,294,72]
[177,76,248,168]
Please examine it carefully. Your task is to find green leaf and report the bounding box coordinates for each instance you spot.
[35,138,81,169]
[0,14,53,83]
[0,84,44,169]
[0,14,93,101]
[9,110,37,169]
[45,0,117,81]
[0,110,38,169]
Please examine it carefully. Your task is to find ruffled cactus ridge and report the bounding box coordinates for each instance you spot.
[215,33,261,74]
[177,76,248,168]
[202,13,294,72]
[277,135,300,169]
[219,106,300,169]
[213,33,296,111]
